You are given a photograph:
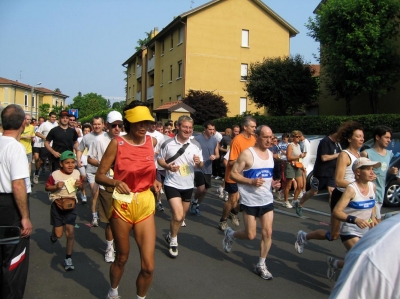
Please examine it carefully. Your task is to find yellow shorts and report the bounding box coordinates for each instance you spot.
[111,189,155,224]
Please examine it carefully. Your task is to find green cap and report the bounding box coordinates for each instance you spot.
[60,150,76,161]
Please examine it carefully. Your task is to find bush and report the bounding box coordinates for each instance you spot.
[213,114,400,139]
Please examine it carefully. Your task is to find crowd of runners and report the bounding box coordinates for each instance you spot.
[1,102,399,299]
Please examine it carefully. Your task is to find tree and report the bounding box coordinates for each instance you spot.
[182,89,228,125]
[68,92,110,119]
[51,104,63,116]
[135,31,152,52]
[111,101,126,113]
[38,103,50,117]
[245,55,319,116]
[307,0,400,114]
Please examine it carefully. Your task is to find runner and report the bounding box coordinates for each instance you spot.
[35,112,58,174]
[157,115,203,258]
[222,125,280,280]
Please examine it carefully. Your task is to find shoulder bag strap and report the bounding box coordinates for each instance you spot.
[165,143,190,164]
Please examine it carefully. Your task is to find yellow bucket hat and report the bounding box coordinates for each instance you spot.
[124,106,154,123]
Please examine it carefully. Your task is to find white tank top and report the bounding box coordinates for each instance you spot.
[337,150,358,192]
[238,147,274,207]
[340,181,375,237]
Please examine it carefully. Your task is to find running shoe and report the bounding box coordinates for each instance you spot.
[105,247,115,263]
[107,294,121,299]
[215,176,222,180]
[64,258,74,271]
[189,200,197,215]
[169,240,178,258]
[91,217,99,227]
[294,230,307,254]
[33,175,39,184]
[156,203,164,212]
[276,190,283,201]
[165,233,171,245]
[326,256,338,281]
[181,219,186,227]
[224,192,229,202]
[294,201,303,216]
[229,212,240,227]
[219,220,228,231]
[222,227,235,253]
[282,201,293,208]
[81,195,87,204]
[254,263,273,280]
[217,187,224,199]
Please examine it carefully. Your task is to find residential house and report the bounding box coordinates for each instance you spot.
[122,0,299,118]
[0,77,68,119]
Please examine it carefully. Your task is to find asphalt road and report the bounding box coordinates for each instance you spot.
[24,174,399,299]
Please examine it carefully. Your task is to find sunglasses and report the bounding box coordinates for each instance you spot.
[111,124,123,128]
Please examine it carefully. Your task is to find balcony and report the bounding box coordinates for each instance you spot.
[147,86,154,101]
[148,56,154,73]
[136,91,142,101]
[136,65,142,79]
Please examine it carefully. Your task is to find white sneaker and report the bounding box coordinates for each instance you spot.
[282,201,293,208]
[33,175,39,184]
[105,247,115,263]
[91,217,99,227]
[217,187,224,199]
[224,192,229,202]
[181,219,186,227]
[222,227,235,253]
[81,195,87,204]
[254,263,273,280]
[64,258,74,271]
[295,230,307,254]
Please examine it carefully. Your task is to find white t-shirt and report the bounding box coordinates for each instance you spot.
[88,132,114,190]
[36,120,58,147]
[158,136,203,189]
[329,213,400,299]
[214,131,223,143]
[0,136,31,193]
[301,138,311,168]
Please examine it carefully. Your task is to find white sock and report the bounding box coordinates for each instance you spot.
[106,240,114,250]
[109,287,118,296]
[218,187,223,193]
[170,236,177,243]
[92,212,98,218]
[137,295,146,299]
[258,257,266,266]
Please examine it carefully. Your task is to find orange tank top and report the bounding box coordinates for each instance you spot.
[113,135,156,192]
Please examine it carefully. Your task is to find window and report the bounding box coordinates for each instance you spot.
[240,98,247,114]
[169,97,172,102]
[60,100,63,107]
[129,87,131,98]
[178,26,184,44]
[161,40,165,55]
[170,33,173,49]
[24,94,28,106]
[32,95,35,107]
[177,61,183,78]
[241,64,248,80]
[169,65,173,82]
[161,70,164,85]
[177,95,182,101]
[242,30,249,47]
[55,100,58,107]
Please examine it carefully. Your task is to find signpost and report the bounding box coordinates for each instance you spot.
[69,109,78,119]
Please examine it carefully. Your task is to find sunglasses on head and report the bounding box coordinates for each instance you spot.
[111,124,123,128]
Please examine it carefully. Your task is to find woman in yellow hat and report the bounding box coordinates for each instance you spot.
[96,101,161,299]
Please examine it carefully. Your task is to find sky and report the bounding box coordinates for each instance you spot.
[0,0,321,105]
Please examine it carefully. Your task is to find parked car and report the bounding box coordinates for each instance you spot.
[303,135,324,188]
[362,132,400,207]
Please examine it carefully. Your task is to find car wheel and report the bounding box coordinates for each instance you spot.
[306,171,313,190]
[384,180,400,207]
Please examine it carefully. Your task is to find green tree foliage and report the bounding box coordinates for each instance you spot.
[307,0,400,115]
[68,92,110,119]
[245,55,319,116]
[38,103,50,117]
[182,89,228,125]
[111,101,126,113]
[135,31,152,52]
[51,105,63,116]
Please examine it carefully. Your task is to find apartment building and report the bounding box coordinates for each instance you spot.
[122,0,298,118]
[0,77,68,119]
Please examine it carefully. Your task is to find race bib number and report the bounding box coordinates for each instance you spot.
[179,163,190,177]
[64,178,77,194]
[112,189,133,204]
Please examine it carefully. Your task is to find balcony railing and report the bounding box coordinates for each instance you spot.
[136,91,142,101]
[147,86,154,101]
[148,56,154,72]
[136,65,142,79]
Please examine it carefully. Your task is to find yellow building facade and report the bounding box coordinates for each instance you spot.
[123,0,298,118]
[0,77,68,119]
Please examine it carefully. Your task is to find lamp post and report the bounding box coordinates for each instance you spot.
[31,82,41,118]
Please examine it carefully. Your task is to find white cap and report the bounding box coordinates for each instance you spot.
[352,157,381,172]
[107,111,123,123]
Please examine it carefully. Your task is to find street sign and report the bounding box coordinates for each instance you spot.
[69,109,78,119]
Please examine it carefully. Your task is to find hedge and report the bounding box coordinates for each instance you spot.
[212,114,400,139]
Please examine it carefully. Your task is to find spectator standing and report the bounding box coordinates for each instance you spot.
[19,113,35,179]
[0,104,33,298]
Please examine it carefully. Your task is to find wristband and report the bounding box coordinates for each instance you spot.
[346,215,356,223]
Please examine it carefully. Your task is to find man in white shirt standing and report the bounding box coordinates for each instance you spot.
[0,104,33,299]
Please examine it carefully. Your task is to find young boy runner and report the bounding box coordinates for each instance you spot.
[45,150,82,271]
